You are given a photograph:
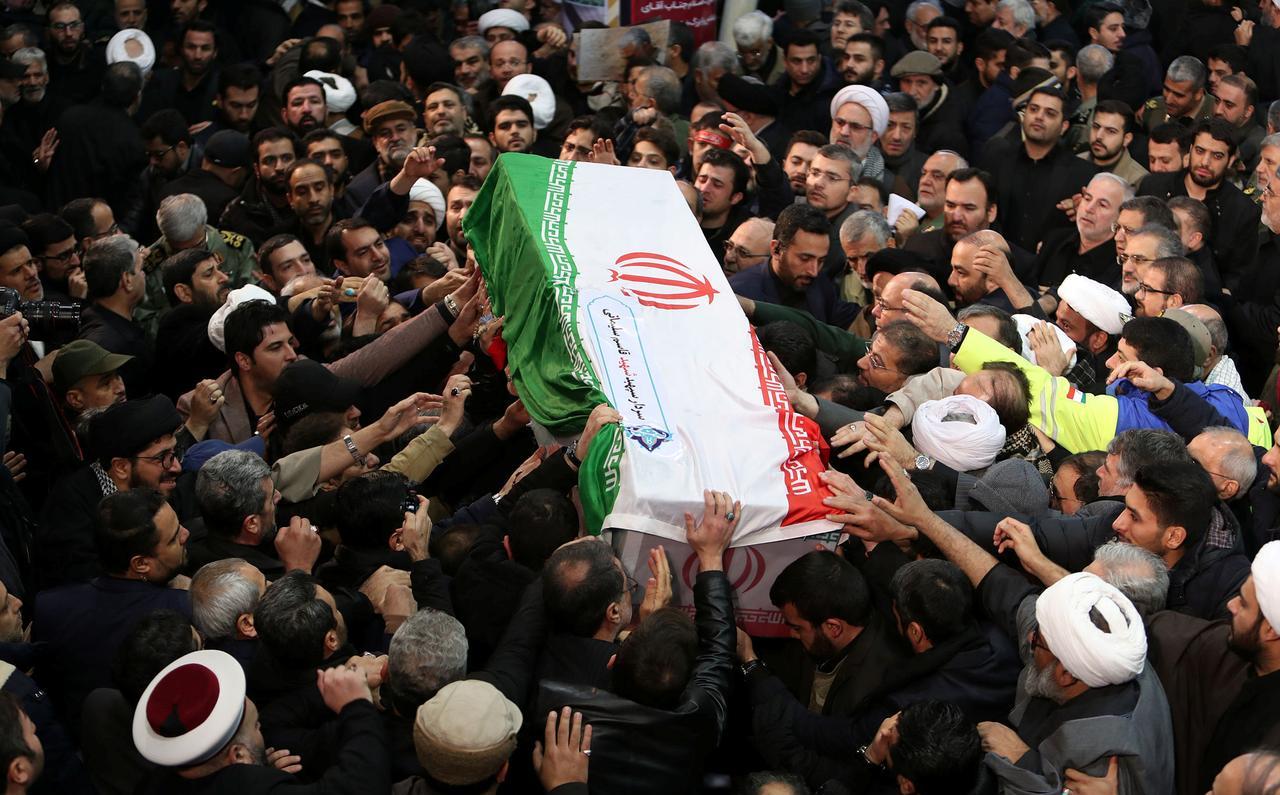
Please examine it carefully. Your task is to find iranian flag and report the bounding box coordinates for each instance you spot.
[464,153,836,546]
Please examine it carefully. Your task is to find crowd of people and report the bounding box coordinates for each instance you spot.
[0,0,1278,792]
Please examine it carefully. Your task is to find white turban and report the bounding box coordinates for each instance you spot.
[208,285,277,353]
[304,70,356,114]
[409,179,446,223]
[1013,314,1078,370]
[829,85,889,137]
[1035,572,1146,688]
[503,73,555,130]
[911,394,1005,472]
[1253,541,1280,630]
[106,28,156,77]
[478,8,530,34]
[1057,274,1130,336]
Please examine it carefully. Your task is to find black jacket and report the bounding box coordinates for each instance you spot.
[1137,170,1260,294]
[1033,227,1119,289]
[532,571,735,795]
[154,302,226,400]
[977,138,1099,255]
[46,100,146,217]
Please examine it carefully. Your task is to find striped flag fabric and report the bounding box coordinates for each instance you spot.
[464,153,837,545]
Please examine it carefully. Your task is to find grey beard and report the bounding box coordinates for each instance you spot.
[1022,660,1069,704]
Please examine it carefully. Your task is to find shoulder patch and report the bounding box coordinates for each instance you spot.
[1245,186,1257,195]
[1145,98,1159,108]
[219,230,247,249]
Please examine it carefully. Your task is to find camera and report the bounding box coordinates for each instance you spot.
[401,489,419,514]
[0,287,81,331]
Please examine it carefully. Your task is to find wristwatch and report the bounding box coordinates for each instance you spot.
[914,453,934,471]
[342,434,364,466]
[739,658,769,678]
[945,321,967,351]
[858,744,885,769]
[565,440,582,469]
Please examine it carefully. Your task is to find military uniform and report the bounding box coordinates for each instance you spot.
[137,226,257,339]
[1140,93,1214,133]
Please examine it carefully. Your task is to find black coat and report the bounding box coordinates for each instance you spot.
[154,302,226,400]
[46,100,146,216]
[1033,228,1119,289]
[1137,170,1261,294]
[978,139,1099,255]
[76,305,155,398]
[730,263,859,329]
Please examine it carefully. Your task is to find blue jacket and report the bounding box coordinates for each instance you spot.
[1109,378,1252,438]
[729,264,859,329]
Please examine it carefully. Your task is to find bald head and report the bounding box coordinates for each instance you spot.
[875,271,941,325]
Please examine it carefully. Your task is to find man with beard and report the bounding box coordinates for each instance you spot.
[487,94,536,156]
[891,51,968,157]
[828,85,893,189]
[1034,172,1127,290]
[20,213,84,303]
[948,230,1033,313]
[283,160,337,271]
[395,179,444,255]
[221,128,299,244]
[345,100,418,209]
[979,85,1098,255]
[7,48,66,158]
[43,1,106,104]
[197,63,262,147]
[159,129,250,225]
[132,111,195,242]
[50,339,129,424]
[35,397,188,591]
[782,130,824,199]
[155,248,231,399]
[450,35,489,95]
[1141,56,1214,134]
[422,82,469,138]
[775,30,839,139]
[838,33,888,93]
[34,487,193,734]
[871,464,1174,795]
[77,235,155,399]
[1200,542,1280,787]
[137,20,219,125]
[1080,100,1149,189]
[1139,119,1260,294]
[441,176,479,266]
[729,204,858,328]
[804,144,861,279]
[279,76,327,140]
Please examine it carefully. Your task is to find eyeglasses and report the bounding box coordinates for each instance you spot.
[1029,627,1051,654]
[1116,252,1154,267]
[1048,478,1080,508]
[874,297,904,314]
[146,144,175,160]
[133,448,181,468]
[1135,281,1175,296]
[865,334,906,373]
[807,168,850,184]
[1202,468,1237,484]
[724,241,769,260]
[623,571,640,595]
[51,20,83,31]
[832,118,873,133]
[1110,222,1139,236]
[40,247,77,263]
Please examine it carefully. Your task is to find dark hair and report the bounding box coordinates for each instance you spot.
[0,693,34,778]
[1120,316,1195,382]
[95,489,168,574]
[1118,195,1177,230]
[223,299,292,364]
[141,109,193,147]
[1083,1,1124,35]
[258,233,303,278]
[972,27,1014,63]
[543,540,625,637]
[783,28,822,54]
[429,133,471,176]
[855,175,889,206]
[1062,451,1106,502]
[848,32,884,62]
[769,550,871,626]
[254,570,336,669]
[489,94,534,128]
[326,217,377,267]
[1007,38,1050,73]
[958,305,1020,352]
[507,489,579,571]
[774,203,831,248]
[282,75,325,107]
[926,16,961,35]
[700,147,751,197]
[1207,43,1248,74]
[60,197,102,241]
[335,470,411,549]
[879,319,940,376]
[739,772,810,795]
[1148,122,1192,152]
[282,411,346,455]
[302,128,344,154]
[980,360,1032,430]
[611,608,696,710]
[1148,256,1202,303]
[893,700,985,795]
[181,18,216,46]
[758,321,817,382]
[891,559,973,643]
[20,213,74,253]
[634,126,680,168]
[102,61,143,107]
[1132,461,1216,548]
[1219,73,1258,108]
[112,609,199,704]
[811,374,887,410]
[161,247,215,304]
[885,91,918,117]
[1093,99,1135,134]
[1193,117,1239,157]
[284,157,335,188]
[1167,196,1211,240]
[424,81,467,109]
[253,127,299,161]
[947,167,996,207]
[668,21,694,64]
[1045,39,1077,64]
[786,129,828,157]
[83,236,139,300]
[218,62,262,96]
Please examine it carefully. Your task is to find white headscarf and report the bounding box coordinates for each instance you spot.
[1253,541,1280,630]
[207,285,276,353]
[304,70,356,114]
[1035,572,1147,688]
[106,28,156,77]
[829,85,889,136]
[409,179,446,224]
[503,73,555,130]
[478,8,530,34]
[911,394,1005,472]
